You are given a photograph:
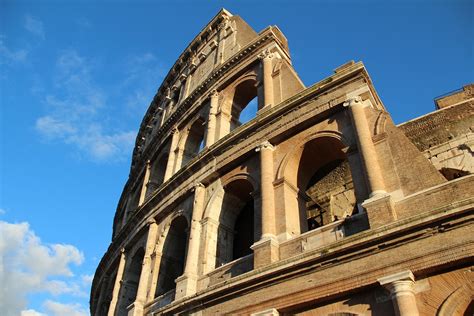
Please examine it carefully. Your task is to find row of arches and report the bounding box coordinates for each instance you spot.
[117,76,261,232]
[99,130,371,315]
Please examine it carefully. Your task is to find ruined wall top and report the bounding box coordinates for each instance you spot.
[130,9,290,173]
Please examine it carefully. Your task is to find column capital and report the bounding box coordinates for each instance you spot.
[255,141,275,152]
[146,218,156,226]
[258,48,274,61]
[378,270,415,287]
[209,89,219,99]
[120,247,126,254]
[171,126,179,134]
[343,96,363,108]
[192,182,204,191]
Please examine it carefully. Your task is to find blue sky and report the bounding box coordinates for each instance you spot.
[1,0,472,315]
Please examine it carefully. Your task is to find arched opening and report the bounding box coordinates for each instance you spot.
[147,150,169,198]
[216,179,255,267]
[155,216,189,298]
[230,79,258,131]
[294,137,357,233]
[117,248,144,313]
[122,183,142,227]
[182,118,206,166]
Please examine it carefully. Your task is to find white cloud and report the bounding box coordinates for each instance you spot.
[21,309,47,316]
[44,300,88,316]
[0,220,88,316]
[24,15,45,40]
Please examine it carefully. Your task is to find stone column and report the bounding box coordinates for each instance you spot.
[205,90,219,147]
[138,160,151,206]
[107,248,127,316]
[164,128,179,182]
[252,141,279,268]
[258,49,275,108]
[344,97,385,197]
[131,220,159,316]
[257,141,276,238]
[378,270,419,316]
[176,183,205,299]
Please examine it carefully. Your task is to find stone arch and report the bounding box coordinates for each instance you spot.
[276,131,358,233]
[374,111,388,136]
[216,71,260,139]
[154,215,190,299]
[200,174,257,274]
[147,139,172,197]
[175,116,206,171]
[116,247,145,315]
[437,284,474,316]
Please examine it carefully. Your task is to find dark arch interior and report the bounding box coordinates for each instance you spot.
[148,152,169,197]
[119,248,144,312]
[155,216,188,298]
[216,179,255,267]
[296,137,356,232]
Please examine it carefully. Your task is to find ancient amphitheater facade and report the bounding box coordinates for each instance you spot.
[91,9,474,316]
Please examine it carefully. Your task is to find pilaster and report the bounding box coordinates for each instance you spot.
[138,160,151,206]
[205,90,219,147]
[164,128,179,181]
[107,248,126,316]
[175,183,206,299]
[258,49,275,108]
[253,141,279,268]
[130,220,159,316]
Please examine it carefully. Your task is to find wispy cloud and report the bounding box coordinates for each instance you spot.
[0,37,28,65]
[35,49,136,162]
[122,52,164,113]
[76,17,92,29]
[24,15,45,40]
[0,220,89,316]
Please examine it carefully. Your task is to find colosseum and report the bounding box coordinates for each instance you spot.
[91,9,474,316]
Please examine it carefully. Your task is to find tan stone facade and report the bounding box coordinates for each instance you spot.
[91,9,474,316]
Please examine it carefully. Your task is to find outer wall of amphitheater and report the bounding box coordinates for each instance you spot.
[91,9,474,316]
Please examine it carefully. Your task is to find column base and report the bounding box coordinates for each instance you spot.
[251,237,279,269]
[175,273,198,300]
[362,192,397,229]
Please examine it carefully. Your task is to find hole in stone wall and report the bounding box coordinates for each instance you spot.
[182,118,206,166]
[230,80,258,131]
[238,96,258,125]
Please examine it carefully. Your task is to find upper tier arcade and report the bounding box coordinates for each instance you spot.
[112,9,307,237]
